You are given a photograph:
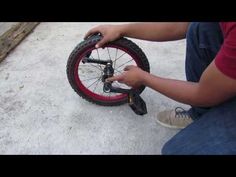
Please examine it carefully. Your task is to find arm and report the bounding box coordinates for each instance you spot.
[142,61,236,107]
[85,22,190,48]
[120,22,190,41]
[107,61,236,107]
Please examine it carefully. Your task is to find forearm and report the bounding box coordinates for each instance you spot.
[142,73,213,107]
[140,60,236,107]
[119,22,189,41]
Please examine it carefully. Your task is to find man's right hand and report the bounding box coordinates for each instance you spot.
[84,25,123,48]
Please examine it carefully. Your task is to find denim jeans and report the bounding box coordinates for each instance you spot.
[161,22,236,155]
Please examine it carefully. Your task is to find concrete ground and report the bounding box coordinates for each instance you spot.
[0,22,18,36]
[0,23,188,154]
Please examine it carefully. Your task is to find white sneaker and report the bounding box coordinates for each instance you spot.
[156,107,193,129]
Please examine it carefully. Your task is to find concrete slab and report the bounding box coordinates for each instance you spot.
[0,22,18,36]
[0,23,188,154]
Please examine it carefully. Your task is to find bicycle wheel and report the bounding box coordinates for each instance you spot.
[67,35,150,106]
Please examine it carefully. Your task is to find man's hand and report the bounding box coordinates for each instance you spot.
[106,65,148,88]
[84,25,123,48]
[84,23,190,48]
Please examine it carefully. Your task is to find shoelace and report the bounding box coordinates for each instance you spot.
[175,107,191,118]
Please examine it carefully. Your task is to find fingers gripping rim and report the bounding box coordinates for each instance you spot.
[67,35,150,106]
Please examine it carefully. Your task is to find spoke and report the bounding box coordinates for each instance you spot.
[114,48,118,69]
[81,53,103,72]
[86,54,102,71]
[92,50,102,70]
[96,49,100,60]
[93,77,101,92]
[107,48,112,61]
[114,69,122,74]
[84,63,103,71]
[115,59,134,70]
[113,52,126,63]
[81,76,101,82]
[87,76,102,89]
[98,80,106,95]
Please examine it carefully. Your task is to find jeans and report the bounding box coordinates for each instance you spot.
[162,22,236,155]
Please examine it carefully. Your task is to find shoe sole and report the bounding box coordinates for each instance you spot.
[155,118,185,130]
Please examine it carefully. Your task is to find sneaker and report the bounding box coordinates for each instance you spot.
[156,107,193,129]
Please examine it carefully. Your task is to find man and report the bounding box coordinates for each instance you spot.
[85,23,236,154]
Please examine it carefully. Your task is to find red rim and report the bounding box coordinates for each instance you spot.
[74,44,142,102]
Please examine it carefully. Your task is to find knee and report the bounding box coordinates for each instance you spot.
[161,139,177,155]
[161,130,194,155]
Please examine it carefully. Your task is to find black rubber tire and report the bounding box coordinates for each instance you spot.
[67,35,150,106]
